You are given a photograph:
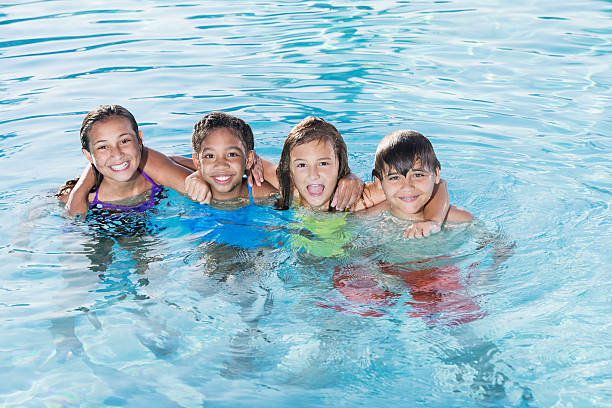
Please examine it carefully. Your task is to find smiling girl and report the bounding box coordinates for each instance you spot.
[58,105,193,216]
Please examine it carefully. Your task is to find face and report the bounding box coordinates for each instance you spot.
[379,159,440,219]
[289,139,340,210]
[82,116,142,183]
[192,127,253,200]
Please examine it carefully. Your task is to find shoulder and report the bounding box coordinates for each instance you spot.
[446,205,473,222]
[357,200,388,216]
[351,180,385,211]
[251,180,278,197]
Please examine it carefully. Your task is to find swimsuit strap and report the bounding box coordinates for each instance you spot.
[89,169,162,212]
[90,184,103,208]
[139,169,162,193]
[247,179,254,205]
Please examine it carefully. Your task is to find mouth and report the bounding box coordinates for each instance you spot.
[212,175,233,184]
[110,161,129,172]
[399,194,419,203]
[306,184,325,197]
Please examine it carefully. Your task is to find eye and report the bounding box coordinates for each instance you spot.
[296,163,307,168]
[228,152,239,158]
[203,153,214,159]
[120,138,131,145]
[319,161,329,166]
[413,172,426,178]
[97,145,107,151]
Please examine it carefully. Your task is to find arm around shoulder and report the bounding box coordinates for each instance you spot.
[141,147,191,194]
[446,205,473,222]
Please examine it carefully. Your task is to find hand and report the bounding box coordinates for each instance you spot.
[331,173,365,211]
[185,172,212,204]
[247,152,264,187]
[403,221,441,239]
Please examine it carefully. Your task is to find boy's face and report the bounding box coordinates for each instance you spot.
[192,127,253,200]
[379,159,440,219]
[289,139,339,210]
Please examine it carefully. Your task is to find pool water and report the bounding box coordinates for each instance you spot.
[1,1,611,406]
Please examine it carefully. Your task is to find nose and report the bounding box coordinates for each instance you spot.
[402,175,414,189]
[214,155,230,167]
[308,165,320,179]
[110,144,124,159]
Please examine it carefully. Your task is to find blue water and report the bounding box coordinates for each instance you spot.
[1,0,611,406]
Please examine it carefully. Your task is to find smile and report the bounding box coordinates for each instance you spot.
[110,161,129,172]
[399,195,419,203]
[213,175,233,184]
[306,184,325,197]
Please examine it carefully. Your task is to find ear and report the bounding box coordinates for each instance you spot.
[138,130,144,150]
[434,167,441,184]
[246,150,255,170]
[192,152,201,171]
[82,148,93,164]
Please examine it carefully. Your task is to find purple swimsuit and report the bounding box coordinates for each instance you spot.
[89,169,163,212]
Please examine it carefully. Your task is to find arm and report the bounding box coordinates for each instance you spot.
[331,172,365,211]
[141,147,192,194]
[350,179,385,211]
[251,156,278,189]
[64,164,95,217]
[169,155,197,171]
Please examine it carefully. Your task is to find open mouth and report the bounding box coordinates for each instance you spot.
[306,184,325,197]
[213,175,232,184]
[110,161,129,172]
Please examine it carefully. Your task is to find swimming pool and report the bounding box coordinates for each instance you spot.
[1,0,610,406]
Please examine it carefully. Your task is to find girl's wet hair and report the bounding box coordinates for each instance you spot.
[57,105,139,198]
[192,111,254,155]
[275,116,350,210]
[372,130,440,181]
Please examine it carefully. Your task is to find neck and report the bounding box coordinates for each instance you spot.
[389,205,425,221]
[211,179,248,201]
[98,170,149,201]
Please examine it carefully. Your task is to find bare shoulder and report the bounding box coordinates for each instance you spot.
[251,180,278,198]
[351,180,385,211]
[356,200,388,216]
[446,205,473,222]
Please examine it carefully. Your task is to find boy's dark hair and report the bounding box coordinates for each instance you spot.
[192,112,254,155]
[275,116,350,210]
[57,105,139,198]
[372,130,440,181]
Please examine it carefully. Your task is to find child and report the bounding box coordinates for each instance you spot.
[275,117,449,224]
[366,129,472,223]
[187,111,277,206]
[182,114,367,211]
[59,105,194,216]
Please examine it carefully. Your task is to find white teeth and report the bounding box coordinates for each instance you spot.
[215,176,231,182]
[111,162,129,171]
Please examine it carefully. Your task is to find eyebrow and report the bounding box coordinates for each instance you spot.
[293,156,333,162]
[92,133,134,145]
[386,167,428,175]
[201,145,243,151]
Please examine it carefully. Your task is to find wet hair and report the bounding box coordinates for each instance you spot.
[56,105,140,198]
[275,116,350,210]
[372,130,440,181]
[192,111,254,155]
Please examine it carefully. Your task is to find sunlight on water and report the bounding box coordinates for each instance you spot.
[0,0,611,406]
